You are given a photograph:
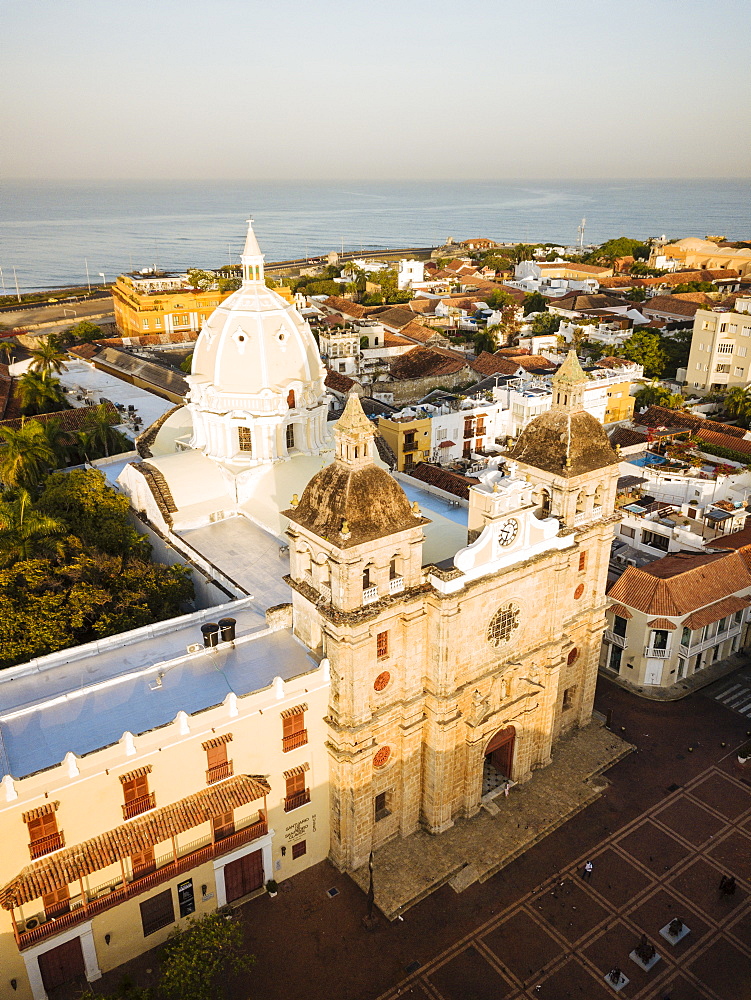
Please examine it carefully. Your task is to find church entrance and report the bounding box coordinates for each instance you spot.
[482,725,515,796]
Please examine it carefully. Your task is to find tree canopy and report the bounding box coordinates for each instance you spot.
[614,328,668,378]
[531,312,561,335]
[0,470,193,668]
[159,913,254,1000]
[633,382,685,412]
[60,320,103,345]
[522,291,548,316]
[586,237,649,264]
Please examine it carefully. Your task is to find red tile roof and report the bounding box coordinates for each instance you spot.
[607,549,751,616]
[469,352,521,376]
[322,296,371,319]
[404,462,479,499]
[324,369,357,393]
[642,295,705,317]
[388,347,468,381]
[683,595,751,631]
[637,406,747,439]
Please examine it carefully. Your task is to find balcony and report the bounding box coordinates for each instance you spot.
[363,585,379,605]
[15,816,268,950]
[284,788,311,812]
[282,729,308,753]
[206,761,234,785]
[679,623,741,657]
[389,577,405,594]
[121,792,156,820]
[402,441,420,452]
[644,646,669,658]
[604,630,627,649]
[28,832,65,860]
[574,511,588,526]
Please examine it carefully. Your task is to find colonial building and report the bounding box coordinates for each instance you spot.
[0,216,623,999]
[601,545,751,689]
[284,352,621,870]
[111,273,234,339]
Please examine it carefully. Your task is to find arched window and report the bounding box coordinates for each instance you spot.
[286,424,295,450]
[362,565,372,590]
[389,556,400,580]
[593,484,604,509]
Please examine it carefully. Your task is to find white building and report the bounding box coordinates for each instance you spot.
[398,259,425,290]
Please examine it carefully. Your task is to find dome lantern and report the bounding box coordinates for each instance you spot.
[241,218,265,285]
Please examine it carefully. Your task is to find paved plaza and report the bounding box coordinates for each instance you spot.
[378,762,751,1000]
[87,673,751,1000]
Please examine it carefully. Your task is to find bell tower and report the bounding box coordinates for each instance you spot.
[240,218,265,285]
[283,394,430,870]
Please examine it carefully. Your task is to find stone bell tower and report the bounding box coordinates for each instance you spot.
[283,394,430,870]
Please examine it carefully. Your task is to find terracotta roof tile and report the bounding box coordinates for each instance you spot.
[683,595,751,630]
[280,703,308,719]
[201,734,233,750]
[404,462,479,500]
[118,766,152,785]
[388,347,468,381]
[322,296,370,320]
[607,549,751,617]
[470,352,521,376]
[325,369,357,394]
[637,406,747,439]
[646,617,678,629]
[642,295,705,317]
[0,774,270,908]
[608,604,632,619]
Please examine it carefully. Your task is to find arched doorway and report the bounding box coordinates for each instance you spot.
[483,725,515,795]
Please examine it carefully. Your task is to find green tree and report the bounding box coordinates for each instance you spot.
[82,404,126,458]
[626,287,647,302]
[159,913,255,1000]
[486,289,516,310]
[180,353,194,374]
[0,341,16,364]
[186,269,216,290]
[0,489,66,566]
[217,277,241,293]
[522,291,548,316]
[28,336,68,377]
[60,320,103,345]
[473,328,499,355]
[616,328,668,378]
[586,237,649,264]
[41,416,74,468]
[724,386,751,427]
[633,382,685,412]
[17,371,69,415]
[0,420,57,490]
[661,328,692,379]
[531,312,561,335]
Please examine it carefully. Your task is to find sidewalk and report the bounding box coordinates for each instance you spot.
[601,650,749,702]
[349,720,632,919]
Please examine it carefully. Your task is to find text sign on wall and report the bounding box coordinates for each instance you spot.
[177,878,195,918]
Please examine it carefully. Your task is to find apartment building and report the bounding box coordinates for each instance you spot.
[111,273,234,339]
[685,297,751,392]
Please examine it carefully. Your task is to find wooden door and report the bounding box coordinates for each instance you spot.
[224,849,264,903]
[485,726,515,779]
[131,847,155,879]
[38,937,85,992]
[43,885,71,919]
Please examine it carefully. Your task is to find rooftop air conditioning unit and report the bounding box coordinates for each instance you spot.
[186,643,203,653]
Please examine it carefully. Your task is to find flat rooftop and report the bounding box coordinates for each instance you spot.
[0,600,319,779]
[60,360,174,433]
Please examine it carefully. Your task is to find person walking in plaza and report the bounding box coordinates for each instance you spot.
[582,860,594,880]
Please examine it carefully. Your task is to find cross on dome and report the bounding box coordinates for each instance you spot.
[241,217,265,285]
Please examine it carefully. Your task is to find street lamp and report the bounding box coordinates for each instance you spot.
[99,273,106,287]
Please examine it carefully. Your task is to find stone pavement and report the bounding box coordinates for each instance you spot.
[377,760,751,1000]
[350,720,632,919]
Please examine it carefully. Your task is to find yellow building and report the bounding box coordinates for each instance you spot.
[0,603,330,1000]
[650,238,751,278]
[603,379,636,423]
[377,413,432,471]
[111,273,235,338]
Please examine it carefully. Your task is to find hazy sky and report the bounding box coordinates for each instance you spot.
[2,0,750,181]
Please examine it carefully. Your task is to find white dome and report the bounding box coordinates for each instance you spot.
[184,219,330,470]
[191,283,324,396]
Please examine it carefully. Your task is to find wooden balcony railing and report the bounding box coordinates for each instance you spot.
[15,816,268,951]
[206,761,234,785]
[122,792,156,820]
[28,832,65,860]
[284,788,311,813]
[282,729,308,752]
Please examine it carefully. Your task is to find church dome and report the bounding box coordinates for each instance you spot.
[190,220,324,398]
[285,394,427,547]
[510,409,619,478]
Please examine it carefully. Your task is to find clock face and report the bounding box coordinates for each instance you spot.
[498,519,518,546]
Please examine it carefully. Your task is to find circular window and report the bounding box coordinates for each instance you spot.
[237,334,245,342]
[567,647,579,665]
[373,746,391,768]
[374,671,390,692]
[574,584,584,600]
[487,602,520,648]
[278,331,286,342]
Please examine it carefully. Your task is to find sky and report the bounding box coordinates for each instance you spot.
[2,0,750,181]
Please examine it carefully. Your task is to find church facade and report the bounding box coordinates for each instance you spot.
[285,353,620,870]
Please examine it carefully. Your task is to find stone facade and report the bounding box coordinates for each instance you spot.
[285,356,621,871]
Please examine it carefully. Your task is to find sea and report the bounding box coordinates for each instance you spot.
[1,179,750,292]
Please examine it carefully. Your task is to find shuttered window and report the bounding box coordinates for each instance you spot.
[282,709,307,751]
[292,840,307,860]
[140,888,175,936]
[377,631,388,658]
[25,809,64,859]
[212,811,235,841]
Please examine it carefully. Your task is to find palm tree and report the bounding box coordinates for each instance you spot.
[0,420,56,490]
[83,404,124,458]
[0,341,15,365]
[473,328,500,356]
[0,488,66,566]
[724,387,751,427]
[42,416,74,468]
[28,336,68,376]
[17,371,68,415]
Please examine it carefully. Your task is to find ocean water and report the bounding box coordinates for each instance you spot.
[1,179,749,291]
